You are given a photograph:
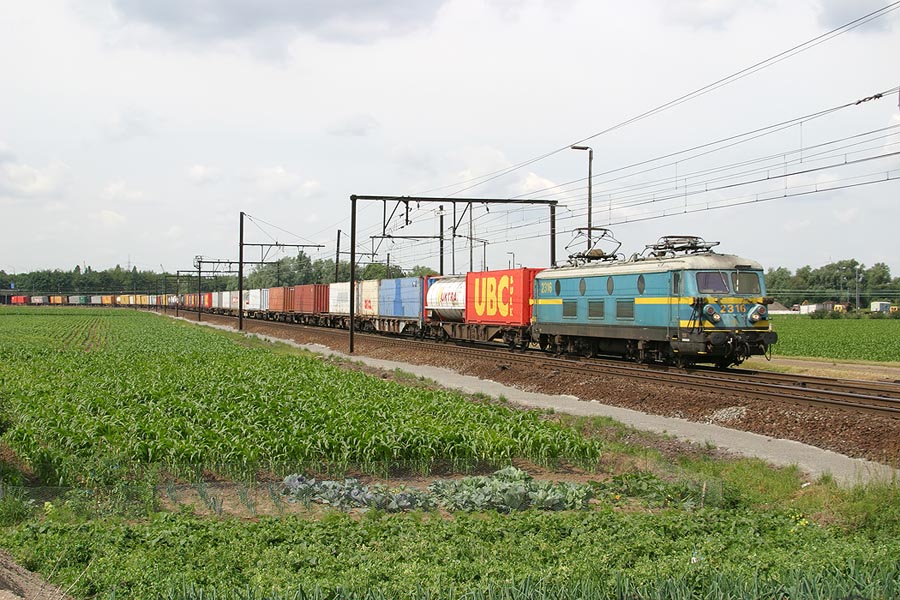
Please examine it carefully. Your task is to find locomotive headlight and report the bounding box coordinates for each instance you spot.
[748,305,767,322]
[703,304,721,323]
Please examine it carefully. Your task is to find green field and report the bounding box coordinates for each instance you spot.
[0,308,600,482]
[770,316,900,363]
[1,308,898,599]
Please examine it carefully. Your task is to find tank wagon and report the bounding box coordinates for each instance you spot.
[533,236,776,367]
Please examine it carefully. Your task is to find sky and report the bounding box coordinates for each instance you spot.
[1,0,899,279]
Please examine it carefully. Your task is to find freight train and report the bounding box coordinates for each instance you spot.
[10,236,776,367]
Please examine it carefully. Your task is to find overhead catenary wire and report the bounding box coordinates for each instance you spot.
[284,4,900,272]
[413,2,900,198]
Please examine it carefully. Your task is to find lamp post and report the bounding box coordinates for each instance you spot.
[855,266,861,316]
[571,145,593,250]
[507,251,515,270]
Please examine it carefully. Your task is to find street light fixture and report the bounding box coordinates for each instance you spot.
[571,145,593,250]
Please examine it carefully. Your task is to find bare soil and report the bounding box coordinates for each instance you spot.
[0,551,72,600]
[185,313,900,468]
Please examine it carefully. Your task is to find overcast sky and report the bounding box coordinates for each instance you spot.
[2,0,898,278]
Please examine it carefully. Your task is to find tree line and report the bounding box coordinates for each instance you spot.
[764,259,900,307]
[0,254,438,296]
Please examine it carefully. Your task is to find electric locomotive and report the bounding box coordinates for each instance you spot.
[532,236,777,367]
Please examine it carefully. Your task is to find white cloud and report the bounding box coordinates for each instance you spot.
[96,209,127,228]
[104,0,447,51]
[816,0,897,31]
[517,172,557,195]
[249,166,322,199]
[391,145,436,177]
[663,0,744,29]
[101,181,145,203]
[833,206,860,223]
[328,114,380,137]
[782,218,812,234]
[0,160,67,200]
[42,201,69,213]
[0,142,14,164]
[186,164,220,185]
[103,107,158,142]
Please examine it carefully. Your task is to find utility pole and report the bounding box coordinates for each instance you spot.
[238,212,245,331]
[335,229,341,282]
[571,145,593,250]
[439,206,444,275]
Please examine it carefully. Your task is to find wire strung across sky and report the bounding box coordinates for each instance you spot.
[413,1,900,199]
[254,4,900,273]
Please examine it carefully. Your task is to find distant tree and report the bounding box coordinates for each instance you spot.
[408,265,439,277]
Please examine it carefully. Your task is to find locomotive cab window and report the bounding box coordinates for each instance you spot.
[731,272,761,294]
[588,300,605,319]
[696,272,730,294]
[562,300,577,318]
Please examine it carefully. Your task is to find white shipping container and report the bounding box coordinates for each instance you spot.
[357,280,380,316]
[870,301,891,313]
[245,289,260,310]
[329,282,351,314]
[90,295,102,305]
[799,304,823,315]
[260,288,269,311]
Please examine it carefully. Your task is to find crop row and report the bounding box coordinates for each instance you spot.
[0,308,602,482]
[3,508,898,599]
[770,316,900,362]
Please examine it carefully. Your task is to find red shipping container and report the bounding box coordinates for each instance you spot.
[293,284,329,314]
[465,268,542,326]
[284,286,295,313]
[203,292,213,308]
[269,287,287,312]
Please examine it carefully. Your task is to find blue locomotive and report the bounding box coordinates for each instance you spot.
[532,236,777,367]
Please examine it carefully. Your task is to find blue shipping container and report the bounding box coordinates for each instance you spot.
[378,277,425,319]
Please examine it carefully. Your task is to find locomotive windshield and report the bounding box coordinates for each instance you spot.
[731,272,761,294]
[695,271,762,294]
[696,272,730,293]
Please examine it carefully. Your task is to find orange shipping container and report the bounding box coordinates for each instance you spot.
[269,286,295,312]
[464,268,542,326]
[293,284,329,314]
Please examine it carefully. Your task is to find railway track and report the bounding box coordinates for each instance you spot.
[169,308,900,420]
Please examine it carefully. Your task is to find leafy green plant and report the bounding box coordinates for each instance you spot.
[0,309,603,484]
